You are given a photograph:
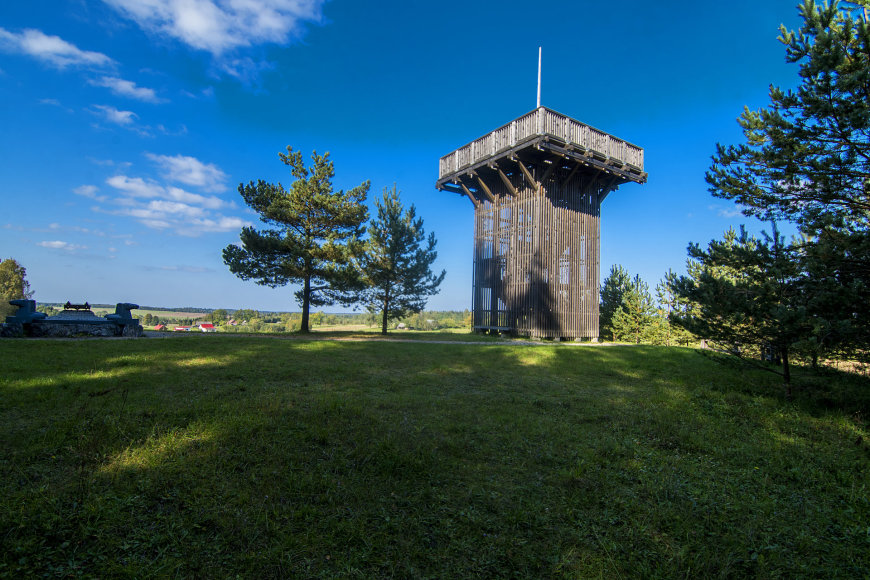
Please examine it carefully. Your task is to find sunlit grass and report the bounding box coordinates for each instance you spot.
[0,336,868,577]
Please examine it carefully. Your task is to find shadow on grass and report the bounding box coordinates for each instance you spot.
[1,338,868,577]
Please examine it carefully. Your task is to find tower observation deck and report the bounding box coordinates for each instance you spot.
[436,106,647,339]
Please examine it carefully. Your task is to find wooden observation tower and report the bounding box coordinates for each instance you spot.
[436,106,647,339]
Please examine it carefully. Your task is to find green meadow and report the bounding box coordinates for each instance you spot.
[1,335,868,578]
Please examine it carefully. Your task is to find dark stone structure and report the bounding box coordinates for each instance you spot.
[1,300,143,337]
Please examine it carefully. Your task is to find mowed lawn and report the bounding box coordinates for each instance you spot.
[1,336,868,578]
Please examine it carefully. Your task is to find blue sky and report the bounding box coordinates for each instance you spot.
[1,0,803,312]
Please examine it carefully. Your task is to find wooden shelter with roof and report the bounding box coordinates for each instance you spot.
[436,106,647,339]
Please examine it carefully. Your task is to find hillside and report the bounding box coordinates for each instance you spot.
[1,336,867,577]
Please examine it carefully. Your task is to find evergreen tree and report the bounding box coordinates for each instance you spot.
[653,271,695,347]
[669,226,811,397]
[0,258,33,319]
[223,147,369,332]
[705,0,870,354]
[707,0,870,231]
[599,264,632,341]
[610,275,656,344]
[357,185,445,334]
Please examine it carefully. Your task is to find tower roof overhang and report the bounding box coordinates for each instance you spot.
[436,107,647,198]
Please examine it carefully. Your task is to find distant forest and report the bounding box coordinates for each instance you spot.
[36,303,471,331]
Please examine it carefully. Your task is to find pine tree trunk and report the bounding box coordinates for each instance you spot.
[781,346,792,400]
[381,294,389,335]
[300,274,311,333]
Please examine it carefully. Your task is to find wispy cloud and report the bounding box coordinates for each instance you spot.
[37,240,88,251]
[106,175,225,208]
[73,184,108,201]
[89,75,165,103]
[0,27,114,68]
[92,104,138,126]
[147,264,214,273]
[100,172,247,236]
[48,222,106,237]
[708,204,745,219]
[88,158,135,173]
[103,0,325,56]
[146,153,227,192]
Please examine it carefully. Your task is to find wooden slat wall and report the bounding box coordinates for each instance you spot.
[471,162,604,339]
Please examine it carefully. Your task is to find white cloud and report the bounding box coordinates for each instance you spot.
[141,218,172,229]
[73,184,108,202]
[166,186,225,209]
[221,56,274,83]
[38,240,88,251]
[146,199,206,218]
[146,153,227,192]
[100,172,246,235]
[103,0,325,56]
[0,27,114,68]
[93,104,138,125]
[89,76,164,103]
[89,158,132,168]
[708,204,745,219]
[107,175,162,198]
[153,265,212,273]
[106,175,225,208]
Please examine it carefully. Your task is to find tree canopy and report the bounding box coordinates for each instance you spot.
[610,275,656,345]
[223,147,369,332]
[697,0,870,363]
[707,0,870,232]
[599,264,632,341]
[669,227,811,395]
[0,258,33,320]
[356,185,445,334]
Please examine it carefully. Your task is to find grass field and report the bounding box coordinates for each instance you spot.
[90,308,209,321]
[1,335,868,577]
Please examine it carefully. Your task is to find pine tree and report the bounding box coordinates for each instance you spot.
[704,0,870,356]
[707,0,870,232]
[599,264,632,341]
[223,147,369,332]
[357,185,445,334]
[610,275,656,344]
[669,226,811,397]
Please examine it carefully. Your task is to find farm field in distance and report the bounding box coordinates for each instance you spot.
[1,335,868,577]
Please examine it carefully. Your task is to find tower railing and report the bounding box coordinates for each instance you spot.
[438,107,644,179]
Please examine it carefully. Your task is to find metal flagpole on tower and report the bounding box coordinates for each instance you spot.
[536,46,542,108]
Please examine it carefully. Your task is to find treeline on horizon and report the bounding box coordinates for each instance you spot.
[35,303,471,331]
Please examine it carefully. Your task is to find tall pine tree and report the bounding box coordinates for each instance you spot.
[705,0,870,354]
[707,0,870,231]
[610,275,656,344]
[357,185,445,334]
[223,147,369,332]
[599,264,632,341]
